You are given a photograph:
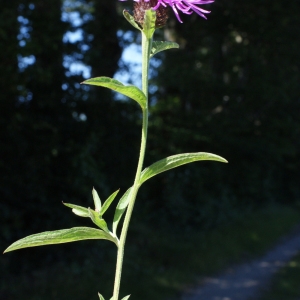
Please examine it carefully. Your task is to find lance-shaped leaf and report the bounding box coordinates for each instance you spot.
[4,227,118,253]
[123,10,141,31]
[82,77,146,110]
[139,152,228,185]
[113,187,132,235]
[92,187,101,212]
[98,293,105,300]
[100,189,120,217]
[88,208,110,233]
[143,9,156,39]
[63,202,89,217]
[150,41,179,58]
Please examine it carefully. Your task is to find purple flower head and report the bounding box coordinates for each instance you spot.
[120,0,214,23]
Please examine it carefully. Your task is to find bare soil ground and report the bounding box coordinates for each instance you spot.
[181,225,300,300]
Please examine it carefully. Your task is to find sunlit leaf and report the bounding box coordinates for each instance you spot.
[123,10,141,31]
[143,9,156,39]
[100,189,120,217]
[82,77,146,110]
[98,293,105,300]
[4,227,118,253]
[139,152,228,185]
[88,208,110,233]
[113,187,132,235]
[63,202,89,217]
[92,187,102,212]
[150,41,179,58]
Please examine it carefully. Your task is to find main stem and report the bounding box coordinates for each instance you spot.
[112,32,152,300]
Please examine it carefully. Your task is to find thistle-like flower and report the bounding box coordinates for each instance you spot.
[133,0,169,28]
[120,0,214,23]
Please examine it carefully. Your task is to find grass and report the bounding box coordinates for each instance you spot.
[256,252,300,300]
[1,205,300,300]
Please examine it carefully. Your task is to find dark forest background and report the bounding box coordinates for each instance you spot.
[1,0,300,299]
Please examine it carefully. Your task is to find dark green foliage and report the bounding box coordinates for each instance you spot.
[147,0,300,226]
[1,206,299,299]
[1,0,300,298]
[0,0,137,277]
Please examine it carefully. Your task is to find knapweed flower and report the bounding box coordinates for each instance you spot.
[133,0,169,28]
[120,0,214,23]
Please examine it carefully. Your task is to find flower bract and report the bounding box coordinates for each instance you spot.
[120,0,214,23]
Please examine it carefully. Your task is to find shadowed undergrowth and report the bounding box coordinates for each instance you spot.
[256,252,300,300]
[1,205,300,300]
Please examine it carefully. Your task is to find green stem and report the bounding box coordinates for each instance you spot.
[112,32,152,300]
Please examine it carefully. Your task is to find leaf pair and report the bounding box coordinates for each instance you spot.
[63,188,119,233]
[62,186,134,239]
[63,186,133,237]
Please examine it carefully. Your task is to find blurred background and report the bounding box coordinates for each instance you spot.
[1,0,300,299]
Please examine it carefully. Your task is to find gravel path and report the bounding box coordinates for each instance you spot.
[181,226,300,300]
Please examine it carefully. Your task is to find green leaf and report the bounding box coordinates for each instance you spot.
[143,9,156,39]
[139,152,228,185]
[92,187,102,212]
[4,227,118,253]
[88,208,110,233]
[150,41,179,58]
[123,10,141,31]
[63,202,89,217]
[113,187,132,235]
[82,77,146,110]
[121,296,131,300]
[100,189,120,217]
[98,293,105,300]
